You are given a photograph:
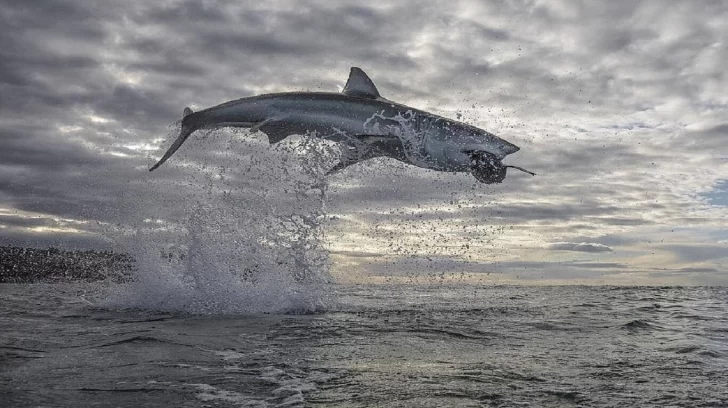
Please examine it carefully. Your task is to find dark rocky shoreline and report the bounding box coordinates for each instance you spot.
[0,246,135,283]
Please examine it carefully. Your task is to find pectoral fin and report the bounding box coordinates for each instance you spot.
[327,134,406,175]
[251,118,300,144]
[326,143,374,175]
[350,134,407,161]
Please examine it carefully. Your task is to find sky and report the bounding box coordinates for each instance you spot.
[1,0,727,285]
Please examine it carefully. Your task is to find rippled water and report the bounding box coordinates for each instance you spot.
[2,283,727,407]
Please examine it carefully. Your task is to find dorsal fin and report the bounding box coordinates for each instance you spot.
[342,67,380,99]
[183,107,193,118]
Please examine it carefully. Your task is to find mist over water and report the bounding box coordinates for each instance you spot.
[100,127,337,314]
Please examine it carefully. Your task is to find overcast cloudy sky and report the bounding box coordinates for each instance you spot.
[1,0,726,285]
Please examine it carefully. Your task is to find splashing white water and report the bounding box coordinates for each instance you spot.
[101,128,336,314]
[362,109,430,166]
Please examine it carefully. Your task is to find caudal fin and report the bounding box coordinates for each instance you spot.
[149,108,195,171]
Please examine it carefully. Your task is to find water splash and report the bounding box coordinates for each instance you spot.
[362,109,431,167]
[101,128,336,314]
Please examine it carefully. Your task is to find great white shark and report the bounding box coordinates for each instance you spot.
[150,67,535,183]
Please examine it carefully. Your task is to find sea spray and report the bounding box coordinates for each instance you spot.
[101,128,336,314]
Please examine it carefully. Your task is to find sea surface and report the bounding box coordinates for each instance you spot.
[2,283,727,407]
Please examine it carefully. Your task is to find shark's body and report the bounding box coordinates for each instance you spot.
[150,68,534,183]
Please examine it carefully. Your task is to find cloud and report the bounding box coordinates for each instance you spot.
[547,242,614,253]
[656,244,728,263]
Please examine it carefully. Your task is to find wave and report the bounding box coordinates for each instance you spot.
[620,319,664,333]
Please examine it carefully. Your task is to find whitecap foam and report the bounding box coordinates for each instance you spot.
[100,129,335,314]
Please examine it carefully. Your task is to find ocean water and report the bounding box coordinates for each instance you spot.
[2,282,727,407]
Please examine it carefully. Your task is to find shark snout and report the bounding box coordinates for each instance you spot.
[500,139,520,156]
[481,137,519,160]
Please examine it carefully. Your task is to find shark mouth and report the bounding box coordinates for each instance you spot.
[470,151,535,184]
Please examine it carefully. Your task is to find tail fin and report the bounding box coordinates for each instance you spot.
[149,108,195,171]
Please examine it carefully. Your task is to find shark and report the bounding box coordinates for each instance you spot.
[149,67,534,183]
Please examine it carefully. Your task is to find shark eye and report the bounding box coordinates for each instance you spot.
[470,152,506,184]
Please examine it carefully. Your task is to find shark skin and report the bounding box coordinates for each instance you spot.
[149,67,534,183]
